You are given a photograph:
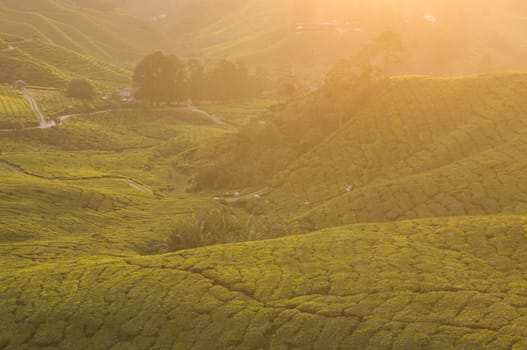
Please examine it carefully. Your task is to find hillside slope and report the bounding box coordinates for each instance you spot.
[1,215,526,349]
[0,37,130,88]
[0,0,162,64]
[245,73,527,229]
[128,0,527,77]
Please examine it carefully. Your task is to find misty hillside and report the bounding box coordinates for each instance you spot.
[0,0,162,63]
[74,0,527,77]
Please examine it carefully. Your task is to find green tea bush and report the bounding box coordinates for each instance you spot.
[167,208,290,251]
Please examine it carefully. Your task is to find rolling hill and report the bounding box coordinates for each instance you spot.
[240,72,527,230]
[95,0,527,78]
[1,215,526,349]
[0,0,162,64]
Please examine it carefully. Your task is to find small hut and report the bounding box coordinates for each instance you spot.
[14,80,27,90]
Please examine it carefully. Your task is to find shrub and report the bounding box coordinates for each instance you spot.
[167,208,290,251]
[66,79,96,100]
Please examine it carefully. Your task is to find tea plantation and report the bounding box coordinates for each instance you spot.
[259,73,527,230]
[2,73,527,349]
[1,215,526,349]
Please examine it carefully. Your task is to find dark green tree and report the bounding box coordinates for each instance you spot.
[133,51,187,106]
[187,58,205,104]
[205,59,263,102]
[66,79,96,100]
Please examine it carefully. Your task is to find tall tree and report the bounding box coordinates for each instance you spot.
[66,79,96,100]
[187,58,205,104]
[366,31,404,78]
[133,52,187,106]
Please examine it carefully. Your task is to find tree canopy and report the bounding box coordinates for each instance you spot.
[66,79,96,100]
[133,52,186,105]
[133,52,265,105]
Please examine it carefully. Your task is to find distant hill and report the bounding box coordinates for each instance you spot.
[0,0,162,64]
[92,0,527,78]
[3,0,526,79]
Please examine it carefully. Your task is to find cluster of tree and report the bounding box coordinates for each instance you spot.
[133,52,264,105]
[191,32,405,191]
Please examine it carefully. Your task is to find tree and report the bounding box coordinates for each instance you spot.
[133,51,187,106]
[363,31,404,78]
[66,79,95,100]
[187,58,205,104]
[204,59,263,102]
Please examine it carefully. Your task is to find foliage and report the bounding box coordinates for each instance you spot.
[0,1,161,63]
[190,35,391,190]
[66,79,96,100]
[187,58,205,103]
[167,207,290,251]
[133,51,187,105]
[1,215,527,349]
[204,59,263,102]
[133,52,265,105]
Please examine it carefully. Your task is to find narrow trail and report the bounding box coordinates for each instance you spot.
[0,44,15,52]
[220,187,271,204]
[0,159,154,195]
[21,89,52,128]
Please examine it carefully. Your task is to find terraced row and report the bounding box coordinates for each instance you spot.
[262,73,527,229]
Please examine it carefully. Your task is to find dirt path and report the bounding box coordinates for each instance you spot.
[0,44,15,52]
[0,98,227,132]
[221,187,271,204]
[21,89,52,128]
[0,159,154,195]
[57,105,226,126]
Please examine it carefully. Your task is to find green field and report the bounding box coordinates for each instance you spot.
[0,85,36,129]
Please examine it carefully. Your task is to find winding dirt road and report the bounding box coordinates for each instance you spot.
[0,159,154,195]
[21,89,53,128]
[0,93,230,196]
[0,92,227,133]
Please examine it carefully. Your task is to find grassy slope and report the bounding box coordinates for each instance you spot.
[202,1,527,77]
[0,38,130,88]
[0,108,227,250]
[255,73,527,229]
[1,215,526,349]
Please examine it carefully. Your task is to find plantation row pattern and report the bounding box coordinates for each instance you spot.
[260,73,527,229]
[0,215,526,349]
